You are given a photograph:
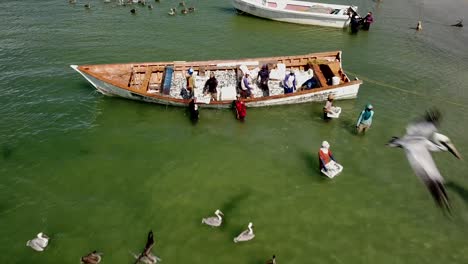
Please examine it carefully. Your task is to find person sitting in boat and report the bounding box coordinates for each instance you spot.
[203,72,218,101]
[240,72,253,98]
[186,68,195,97]
[283,72,296,94]
[233,95,247,121]
[301,76,318,90]
[188,98,199,122]
[362,12,374,31]
[318,141,336,172]
[257,64,270,96]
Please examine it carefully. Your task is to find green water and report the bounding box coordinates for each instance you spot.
[1,0,468,263]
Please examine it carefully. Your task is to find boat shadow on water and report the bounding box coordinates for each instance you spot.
[218,190,251,232]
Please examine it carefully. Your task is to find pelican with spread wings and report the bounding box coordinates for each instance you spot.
[387,109,462,212]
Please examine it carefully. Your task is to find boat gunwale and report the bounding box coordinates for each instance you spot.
[75,50,362,106]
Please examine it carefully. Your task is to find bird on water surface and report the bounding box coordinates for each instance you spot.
[201,209,224,227]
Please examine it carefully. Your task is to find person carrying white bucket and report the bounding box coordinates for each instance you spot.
[318,141,343,178]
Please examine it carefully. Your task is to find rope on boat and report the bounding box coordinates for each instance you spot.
[347,71,466,108]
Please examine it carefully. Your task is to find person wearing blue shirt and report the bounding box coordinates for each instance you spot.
[356,104,374,134]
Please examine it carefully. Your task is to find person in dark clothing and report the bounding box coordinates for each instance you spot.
[362,12,374,30]
[350,14,361,34]
[257,64,270,96]
[203,72,218,101]
[188,99,199,122]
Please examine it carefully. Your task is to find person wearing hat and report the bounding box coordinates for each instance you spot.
[318,141,336,172]
[186,68,195,98]
[356,103,374,134]
[323,94,335,120]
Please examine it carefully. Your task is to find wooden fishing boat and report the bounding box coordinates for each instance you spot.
[232,0,357,28]
[71,51,362,108]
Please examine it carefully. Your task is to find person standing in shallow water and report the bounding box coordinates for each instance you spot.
[362,12,374,30]
[356,104,374,134]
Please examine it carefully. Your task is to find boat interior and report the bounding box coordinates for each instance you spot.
[80,52,351,103]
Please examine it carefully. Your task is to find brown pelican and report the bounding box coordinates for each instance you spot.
[233,222,255,243]
[26,232,49,252]
[134,231,161,264]
[387,109,462,213]
[416,21,422,31]
[201,209,224,227]
[266,255,276,264]
[81,251,103,264]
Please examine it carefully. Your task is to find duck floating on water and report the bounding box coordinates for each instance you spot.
[181,8,188,14]
[266,255,277,264]
[26,232,49,252]
[148,4,153,9]
[201,209,224,227]
[130,8,136,13]
[84,3,91,9]
[81,251,103,264]
[188,7,195,12]
[233,222,255,243]
[69,0,76,4]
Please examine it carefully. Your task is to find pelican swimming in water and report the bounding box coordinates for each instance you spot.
[416,21,422,31]
[387,109,462,213]
[168,8,176,15]
[201,209,224,227]
[266,255,276,264]
[134,230,161,264]
[26,232,49,252]
[233,222,255,243]
[81,251,103,264]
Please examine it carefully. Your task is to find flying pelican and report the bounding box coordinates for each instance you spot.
[26,232,49,252]
[233,222,255,243]
[201,209,224,227]
[81,251,103,264]
[266,255,276,264]
[387,109,462,212]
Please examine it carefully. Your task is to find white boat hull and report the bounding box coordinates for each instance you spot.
[232,0,354,28]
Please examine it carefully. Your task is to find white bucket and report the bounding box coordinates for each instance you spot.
[332,76,340,86]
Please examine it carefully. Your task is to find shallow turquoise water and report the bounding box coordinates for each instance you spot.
[1,0,468,263]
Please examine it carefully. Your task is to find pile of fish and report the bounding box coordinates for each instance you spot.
[169,69,287,100]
